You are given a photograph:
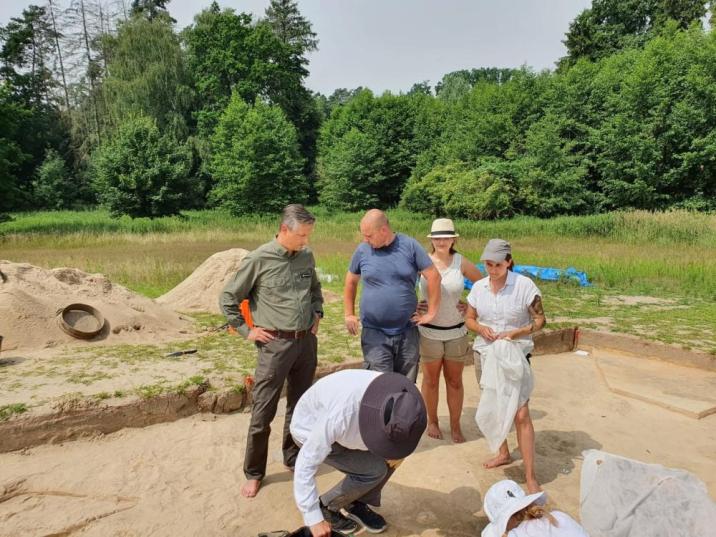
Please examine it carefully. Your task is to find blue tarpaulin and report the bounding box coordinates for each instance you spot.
[464,264,591,290]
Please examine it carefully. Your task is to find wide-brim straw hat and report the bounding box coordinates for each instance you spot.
[427,218,459,238]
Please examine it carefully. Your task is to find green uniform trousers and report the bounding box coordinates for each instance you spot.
[244,334,317,480]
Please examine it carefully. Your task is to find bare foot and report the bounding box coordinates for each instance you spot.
[427,422,443,439]
[526,479,542,494]
[241,479,261,498]
[483,453,512,469]
[451,428,465,444]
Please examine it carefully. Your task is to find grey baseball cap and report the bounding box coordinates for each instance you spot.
[480,239,511,262]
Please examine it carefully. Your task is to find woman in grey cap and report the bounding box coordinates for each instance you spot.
[464,239,546,493]
[417,218,482,443]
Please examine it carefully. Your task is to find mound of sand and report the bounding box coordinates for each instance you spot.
[156,248,249,314]
[0,261,194,352]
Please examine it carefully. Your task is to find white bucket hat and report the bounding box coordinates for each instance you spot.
[427,218,459,238]
[481,480,547,537]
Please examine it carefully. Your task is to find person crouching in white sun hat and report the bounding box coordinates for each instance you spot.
[482,480,590,537]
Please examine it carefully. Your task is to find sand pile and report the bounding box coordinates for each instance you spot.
[0,261,194,352]
[156,248,249,314]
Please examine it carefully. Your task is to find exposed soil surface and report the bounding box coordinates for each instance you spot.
[1,351,714,537]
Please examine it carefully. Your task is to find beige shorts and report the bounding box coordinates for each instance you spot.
[420,334,472,363]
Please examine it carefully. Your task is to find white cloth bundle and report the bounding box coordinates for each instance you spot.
[475,339,534,452]
[580,450,716,537]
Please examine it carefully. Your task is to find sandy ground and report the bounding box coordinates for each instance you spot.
[1,351,715,537]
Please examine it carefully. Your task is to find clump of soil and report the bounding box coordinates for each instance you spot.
[0,261,194,352]
[156,248,249,314]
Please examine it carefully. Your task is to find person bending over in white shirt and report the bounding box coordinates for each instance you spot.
[481,480,589,537]
[290,369,427,537]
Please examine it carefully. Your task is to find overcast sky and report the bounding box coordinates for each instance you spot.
[0,0,593,95]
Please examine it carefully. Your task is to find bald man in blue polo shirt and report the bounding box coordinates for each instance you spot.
[344,209,441,382]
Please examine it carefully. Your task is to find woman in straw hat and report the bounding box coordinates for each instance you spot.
[481,480,589,537]
[465,239,546,493]
[417,218,482,443]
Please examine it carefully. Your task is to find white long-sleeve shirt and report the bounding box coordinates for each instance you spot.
[290,369,382,527]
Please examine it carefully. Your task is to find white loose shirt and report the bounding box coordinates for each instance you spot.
[467,271,541,355]
[290,369,382,527]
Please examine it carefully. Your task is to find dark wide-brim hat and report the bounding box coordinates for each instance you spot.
[359,373,427,460]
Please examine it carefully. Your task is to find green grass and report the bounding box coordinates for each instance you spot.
[1,208,715,353]
[135,375,209,399]
[0,403,28,421]
[2,207,714,244]
[2,208,714,298]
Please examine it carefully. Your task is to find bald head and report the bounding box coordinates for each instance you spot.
[361,209,389,229]
[360,209,394,248]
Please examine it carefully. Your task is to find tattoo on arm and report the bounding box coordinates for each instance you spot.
[528,296,546,331]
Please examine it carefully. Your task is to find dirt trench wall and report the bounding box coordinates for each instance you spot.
[579,329,716,371]
[0,386,213,453]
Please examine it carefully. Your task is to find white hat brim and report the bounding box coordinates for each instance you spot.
[484,490,546,537]
[427,233,459,238]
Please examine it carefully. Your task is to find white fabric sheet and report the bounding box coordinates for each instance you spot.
[580,450,716,537]
[475,339,534,452]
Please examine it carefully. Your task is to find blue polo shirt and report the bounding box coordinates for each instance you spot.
[348,233,433,335]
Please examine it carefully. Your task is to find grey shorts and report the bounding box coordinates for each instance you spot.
[419,334,472,363]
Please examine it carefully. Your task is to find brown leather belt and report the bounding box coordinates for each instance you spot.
[264,329,310,339]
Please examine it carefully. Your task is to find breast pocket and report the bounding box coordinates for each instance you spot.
[259,274,290,301]
[294,269,313,291]
[506,304,528,327]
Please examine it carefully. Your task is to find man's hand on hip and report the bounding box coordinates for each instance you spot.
[411,311,436,326]
[344,314,360,336]
[311,313,321,335]
[247,327,275,344]
[310,520,332,537]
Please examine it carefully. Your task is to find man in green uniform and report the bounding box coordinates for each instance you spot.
[220,204,323,498]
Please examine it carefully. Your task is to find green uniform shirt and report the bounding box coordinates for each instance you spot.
[220,239,323,338]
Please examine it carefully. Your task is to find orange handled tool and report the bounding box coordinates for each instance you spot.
[240,299,254,329]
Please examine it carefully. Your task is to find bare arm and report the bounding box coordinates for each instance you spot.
[461,256,483,283]
[413,265,441,325]
[498,295,547,340]
[465,304,497,341]
[343,271,361,336]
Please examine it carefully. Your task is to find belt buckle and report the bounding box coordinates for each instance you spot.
[294,330,300,339]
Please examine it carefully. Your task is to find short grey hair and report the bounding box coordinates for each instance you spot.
[281,204,316,230]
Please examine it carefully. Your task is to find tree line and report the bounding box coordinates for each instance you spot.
[1,0,715,219]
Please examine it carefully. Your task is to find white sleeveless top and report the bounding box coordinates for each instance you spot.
[419,253,467,341]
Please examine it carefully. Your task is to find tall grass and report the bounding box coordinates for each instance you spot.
[1,209,714,299]
[2,209,714,246]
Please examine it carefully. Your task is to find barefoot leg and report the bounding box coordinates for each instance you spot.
[241,478,262,498]
[421,358,444,439]
[483,440,512,469]
[443,359,465,443]
[515,402,540,492]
